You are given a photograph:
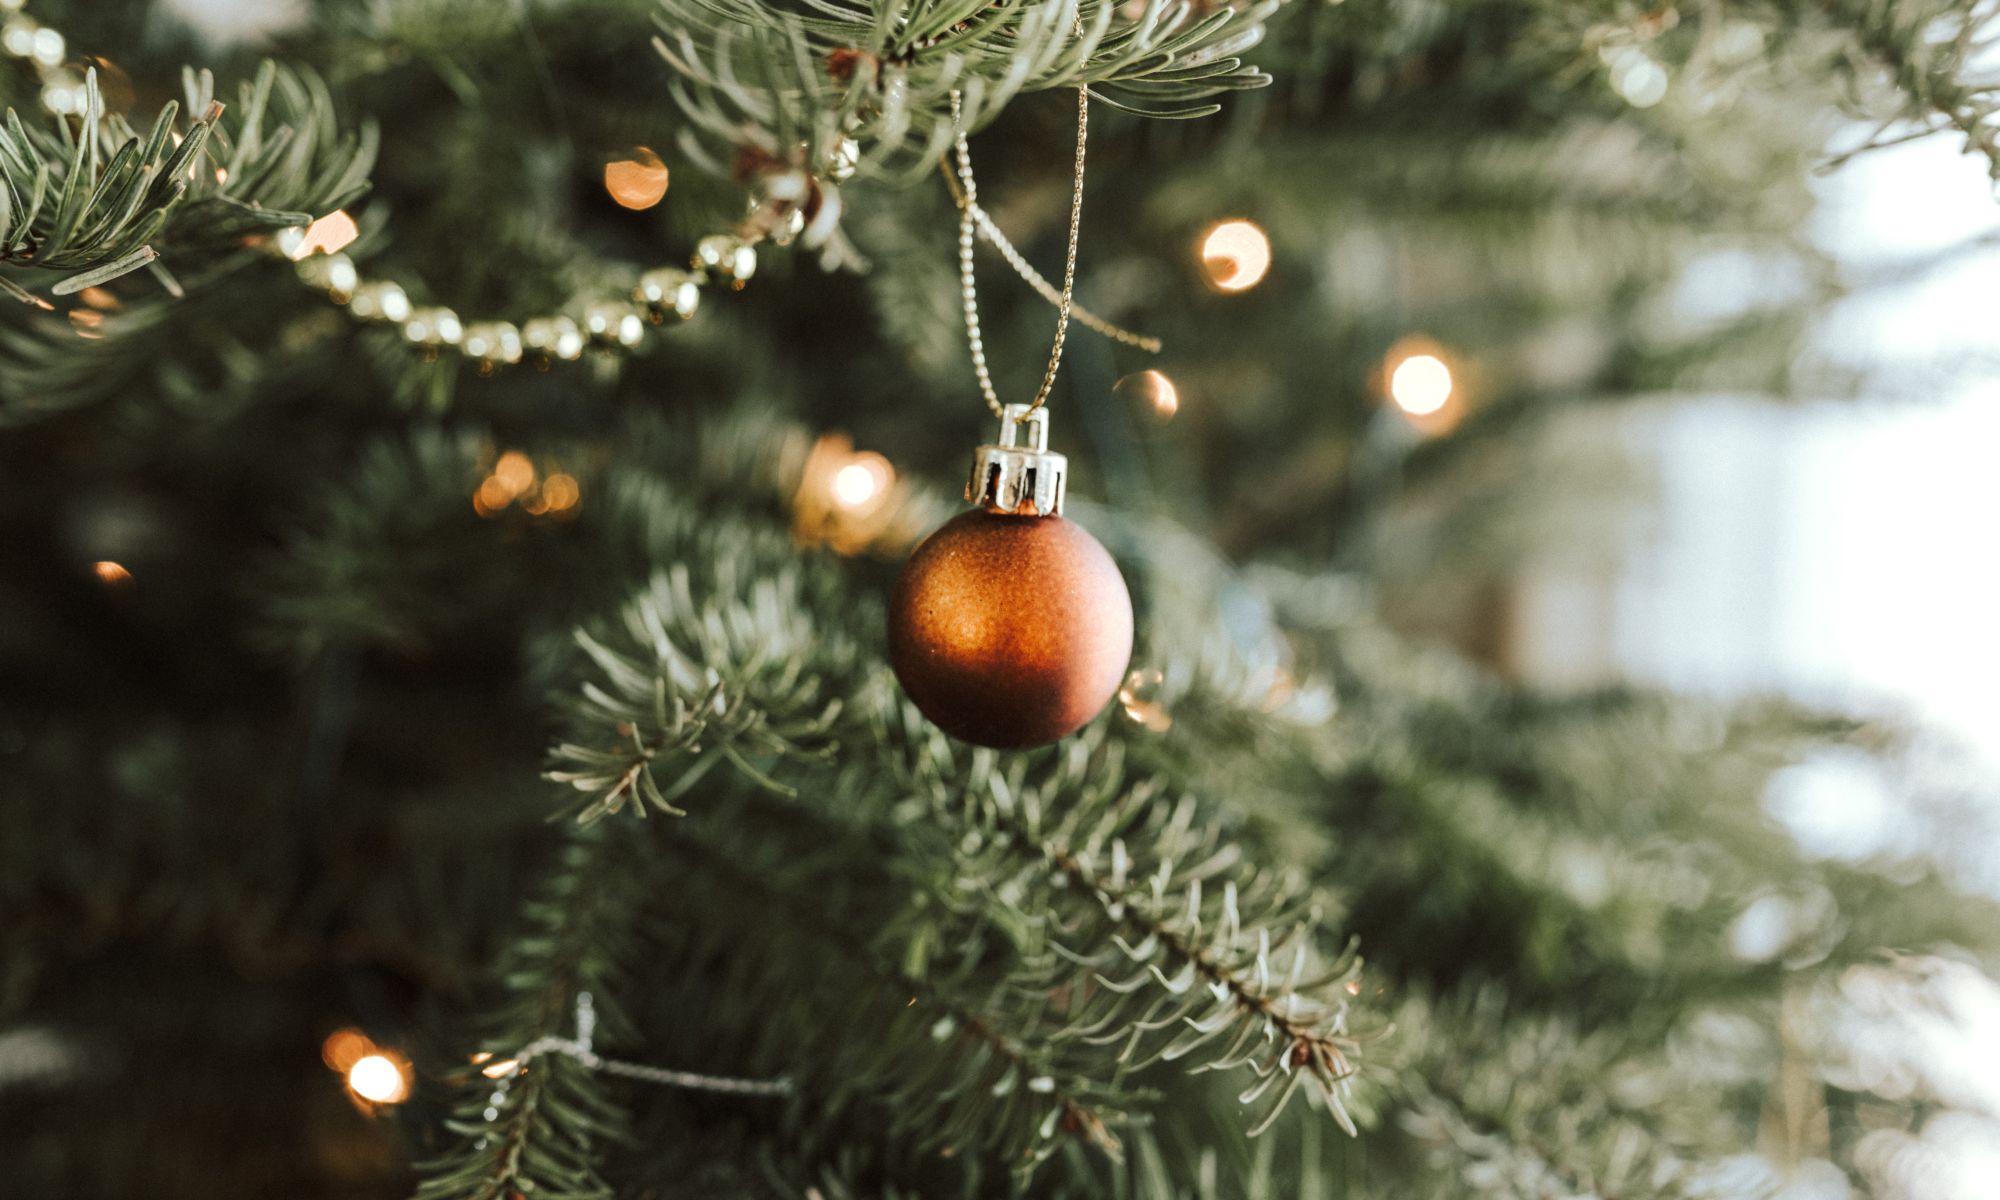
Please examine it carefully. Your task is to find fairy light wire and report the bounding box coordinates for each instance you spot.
[487,992,791,1100]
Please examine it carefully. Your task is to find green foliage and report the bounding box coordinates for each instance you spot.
[0,59,372,300]
[0,70,214,295]
[655,0,1280,182]
[169,60,378,252]
[1805,0,2000,183]
[547,558,848,819]
[7,1,2000,1198]
[415,831,641,1200]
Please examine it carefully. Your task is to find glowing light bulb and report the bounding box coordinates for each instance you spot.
[604,148,670,211]
[540,473,580,514]
[286,210,359,260]
[346,1054,409,1104]
[1199,219,1271,293]
[322,1029,370,1072]
[492,451,536,497]
[1389,353,1453,416]
[1116,369,1179,418]
[92,561,131,585]
[830,453,893,512]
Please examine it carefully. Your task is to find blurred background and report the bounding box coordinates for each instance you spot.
[3,0,1999,1196]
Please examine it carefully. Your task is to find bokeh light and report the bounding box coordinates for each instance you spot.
[793,435,906,555]
[493,451,535,497]
[346,1053,410,1105]
[604,148,670,210]
[1118,668,1172,732]
[284,209,359,260]
[1199,219,1271,293]
[1389,353,1453,416]
[1116,369,1180,419]
[323,1028,412,1108]
[831,455,891,511]
[539,472,580,514]
[474,452,580,519]
[92,561,131,585]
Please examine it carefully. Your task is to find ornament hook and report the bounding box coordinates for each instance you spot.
[968,404,1067,516]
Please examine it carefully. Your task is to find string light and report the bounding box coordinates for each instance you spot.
[1198,219,1271,293]
[604,147,670,210]
[279,209,359,260]
[1115,369,1179,419]
[830,455,891,511]
[323,1028,412,1109]
[1381,337,1466,435]
[793,434,906,555]
[347,1053,411,1105]
[1389,354,1453,416]
[473,451,580,519]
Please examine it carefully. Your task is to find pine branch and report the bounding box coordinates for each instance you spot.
[661,825,1137,1174]
[547,560,847,820]
[1810,0,2000,181]
[0,70,215,295]
[1386,991,1741,1200]
[415,829,642,1200]
[0,60,372,300]
[898,731,1376,1141]
[654,0,1281,184]
[168,60,378,251]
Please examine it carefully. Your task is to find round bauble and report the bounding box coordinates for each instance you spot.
[888,509,1133,749]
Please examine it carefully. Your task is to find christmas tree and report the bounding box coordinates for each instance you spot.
[4,0,1999,1196]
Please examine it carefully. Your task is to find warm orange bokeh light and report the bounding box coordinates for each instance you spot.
[92,561,132,585]
[540,473,580,514]
[346,1054,410,1105]
[830,454,892,512]
[604,148,670,210]
[324,1028,412,1107]
[793,435,909,555]
[475,452,579,519]
[1380,335,1466,435]
[1389,354,1453,416]
[1199,219,1271,292]
[492,451,536,497]
[287,210,360,260]
[1116,369,1180,419]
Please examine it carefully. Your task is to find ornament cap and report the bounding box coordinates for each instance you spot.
[967,404,1068,516]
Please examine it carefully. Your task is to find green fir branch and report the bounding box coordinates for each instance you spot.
[1809,0,2000,181]
[547,561,847,820]
[662,825,1139,1175]
[415,830,642,1200]
[0,59,372,300]
[913,737,1375,1140]
[654,0,1280,183]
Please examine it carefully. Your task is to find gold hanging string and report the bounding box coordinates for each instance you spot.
[951,75,1138,421]
[940,162,1162,354]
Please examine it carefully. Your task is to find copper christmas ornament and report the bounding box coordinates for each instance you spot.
[889,407,1133,749]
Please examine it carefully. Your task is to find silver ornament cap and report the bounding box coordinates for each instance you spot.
[967,404,1067,516]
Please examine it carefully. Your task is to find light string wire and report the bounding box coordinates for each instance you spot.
[484,992,792,1100]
